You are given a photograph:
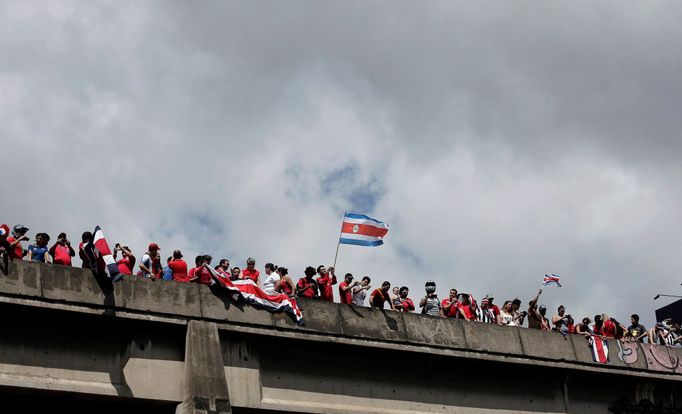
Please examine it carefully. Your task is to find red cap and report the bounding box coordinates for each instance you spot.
[0,224,8,237]
[148,243,160,251]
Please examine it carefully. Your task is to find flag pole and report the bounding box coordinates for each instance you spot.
[332,212,345,269]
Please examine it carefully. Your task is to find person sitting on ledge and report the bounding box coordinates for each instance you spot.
[296,266,319,299]
[351,276,371,306]
[369,281,395,310]
[420,281,442,317]
[316,265,337,302]
[241,257,260,284]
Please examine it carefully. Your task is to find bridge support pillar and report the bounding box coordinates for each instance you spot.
[176,320,231,414]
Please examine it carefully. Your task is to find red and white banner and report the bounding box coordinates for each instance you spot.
[207,267,303,324]
[588,335,609,363]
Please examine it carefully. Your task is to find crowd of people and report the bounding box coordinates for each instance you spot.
[1,223,679,347]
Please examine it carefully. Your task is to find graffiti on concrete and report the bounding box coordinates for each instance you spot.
[614,340,682,374]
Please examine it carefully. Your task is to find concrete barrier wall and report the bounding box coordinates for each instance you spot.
[1,260,681,381]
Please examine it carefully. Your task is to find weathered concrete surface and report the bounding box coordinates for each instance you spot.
[177,320,231,414]
[41,263,107,305]
[273,298,342,334]
[122,276,201,318]
[338,304,407,342]
[519,328,576,361]
[0,260,42,296]
[462,320,524,355]
[403,312,467,349]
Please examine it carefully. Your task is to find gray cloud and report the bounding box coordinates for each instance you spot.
[2,0,681,327]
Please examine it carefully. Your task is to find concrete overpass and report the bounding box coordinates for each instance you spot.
[0,261,681,413]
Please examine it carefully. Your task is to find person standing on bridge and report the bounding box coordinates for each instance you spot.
[113,244,136,276]
[316,265,337,302]
[351,276,371,306]
[527,289,550,330]
[397,286,415,313]
[49,232,76,266]
[296,266,319,299]
[369,281,395,310]
[441,289,458,318]
[338,273,356,305]
[27,233,50,263]
[241,257,260,284]
[276,267,295,296]
[7,224,29,260]
[139,243,161,278]
[420,281,442,317]
[262,263,281,295]
[169,250,189,283]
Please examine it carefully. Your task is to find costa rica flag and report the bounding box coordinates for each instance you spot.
[339,213,389,247]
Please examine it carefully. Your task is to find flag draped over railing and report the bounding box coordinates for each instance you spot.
[207,266,303,324]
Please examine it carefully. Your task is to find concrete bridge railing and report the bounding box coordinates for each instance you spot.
[0,260,680,413]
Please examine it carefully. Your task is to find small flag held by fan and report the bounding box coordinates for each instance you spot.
[542,274,561,287]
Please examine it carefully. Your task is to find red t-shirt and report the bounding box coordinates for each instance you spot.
[316,274,337,302]
[338,281,352,304]
[602,320,617,338]
[117,257,135,275]
[489,304,500,317]
[242,268,260,284]
[194,266,212,285]
[401,298,415,313]
[52,244,72,266]
[7,237,23,260]
[370,288,389,308]
[169,259,189,282]
[280,279,293,296]
[460,305,475,321]
[296,277,317,298]
[189,267,197,281]
[441,298,459,318]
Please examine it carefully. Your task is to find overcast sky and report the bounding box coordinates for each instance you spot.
[3,1,681,327]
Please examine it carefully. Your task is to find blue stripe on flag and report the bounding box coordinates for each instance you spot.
[339,237,384,247]
[344,213,386,225]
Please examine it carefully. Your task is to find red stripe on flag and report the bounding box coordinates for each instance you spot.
[94,237,112,257]
[341,223,388,238]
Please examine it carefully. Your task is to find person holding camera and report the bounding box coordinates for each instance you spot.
[552,305,573,334]
[351,276,371,306]
[49,232,75,266]
[7,224,29,260]
[113,244,136,276]
[441,289,459,318]
[420,280,442,317]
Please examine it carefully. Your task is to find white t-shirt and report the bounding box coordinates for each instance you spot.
[352,288,367,306]
[262,273,281,295]
[140,253,152,277]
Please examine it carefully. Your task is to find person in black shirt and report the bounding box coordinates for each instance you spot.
[626,314,649,342]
